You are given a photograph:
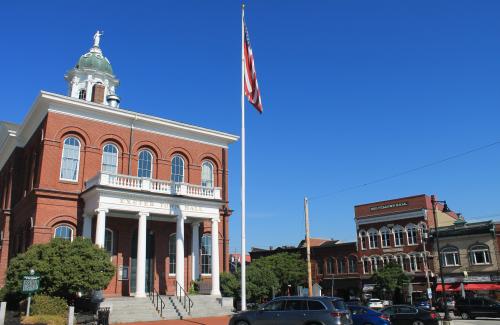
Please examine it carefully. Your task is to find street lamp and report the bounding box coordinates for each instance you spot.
[431,195,452,322]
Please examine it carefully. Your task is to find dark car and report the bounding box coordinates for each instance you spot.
[349,305,391,325]
[380,305,439,325]
[413,299,431,311]
[346,298,362,307]
[229,296,352,325]
[455,296,500,319]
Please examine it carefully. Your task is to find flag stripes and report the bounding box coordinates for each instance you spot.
[243,21,263,113]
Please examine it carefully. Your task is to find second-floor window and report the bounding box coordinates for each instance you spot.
[406,225,417,245]
[138,150,153,178]
[381,227,391,247]
[394,226,404,246]
[171,155,185,183]
[60,137,81,181]
[337,258,345,274]
[201,161,214,187]
[326,257,334,274]
[469,245,491,265]
[348,256,357,273]
[102,144,118,173]
[442,247,460,267]
[368,230,378,249]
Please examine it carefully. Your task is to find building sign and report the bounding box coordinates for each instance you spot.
[370,202,408,212]
[22,274,40,294]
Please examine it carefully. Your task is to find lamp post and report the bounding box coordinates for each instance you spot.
[431,195,452,322]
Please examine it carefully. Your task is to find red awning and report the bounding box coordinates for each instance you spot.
[464,283,500,291]
[435,284,461,292]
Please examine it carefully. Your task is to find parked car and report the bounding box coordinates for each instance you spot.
[413,299,431,310]
[349,305,391,325]
[346,298,362,306]
[367,298,384,310]
[454,296,500,320]
[380,305,439,325]
[434,297,455,312]
[229,296,353,325]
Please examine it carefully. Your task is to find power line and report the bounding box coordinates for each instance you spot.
[309,140,500,201]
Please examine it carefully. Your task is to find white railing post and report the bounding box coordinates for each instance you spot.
[141,178,151,191]
[214,188,221,200]
[100,172,109,186]
[180,184,188,196]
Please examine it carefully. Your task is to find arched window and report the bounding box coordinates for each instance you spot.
[326,257,334,274]
[60,137,81,181]
[380,227,391,248]
[419,223,428,242]
[169,233,176,275]
[363,258,371,274]
[102,144,119,173]
[104,229,113,255]
[138,150,153,178]
[441,246,460,266]
[201,161,214,188]
[171,155,185,183]
[348,256,357,273]
[54,225,73,241]
[409,254,419,272]
[317,260,323,275]
[78,89,86,100]
[469,244,491,265]
[393,225,404,247]
[359,231,367,250]
[406,224,417,245]
[368,229,379,249]
[201,234,212,274]
[396,255,404,270]
[337,258,345,274]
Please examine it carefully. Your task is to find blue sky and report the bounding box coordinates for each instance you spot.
[1,1,500,252]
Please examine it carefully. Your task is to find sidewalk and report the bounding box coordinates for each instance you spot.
[122,316,231,325]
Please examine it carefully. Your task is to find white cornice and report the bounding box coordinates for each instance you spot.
[356,209,427,226]
[0,91,239,171]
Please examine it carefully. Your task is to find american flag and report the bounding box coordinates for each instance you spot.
[243,21,263,113]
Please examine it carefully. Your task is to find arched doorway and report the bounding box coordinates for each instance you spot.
[130,230,155,294]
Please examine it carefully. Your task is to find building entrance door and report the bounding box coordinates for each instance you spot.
[130,230,155,294]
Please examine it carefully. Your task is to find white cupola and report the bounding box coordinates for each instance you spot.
[65,31,121,107]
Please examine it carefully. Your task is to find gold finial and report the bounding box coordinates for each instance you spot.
[242,3,245,9]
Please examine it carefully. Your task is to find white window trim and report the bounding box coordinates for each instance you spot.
[171,155,185,183]
[368,229,379,249]
[380,227,391,248]
[201,233,212,276]
[59,137,81,182]
[138,150,154,178]
[406,224,418,246]
[442,247,460,267]
[359,231,367,250]
[393,226,404,247]
[201,161,214,188]
[470,246,491,265]
[101,143,119,174]
[104,228,114,255]
[168,233,176,276]
[53,224,74,241]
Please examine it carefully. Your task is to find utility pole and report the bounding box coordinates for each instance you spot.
[304,197,313,296]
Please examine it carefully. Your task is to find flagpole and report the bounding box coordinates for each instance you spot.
[240,2,247,312]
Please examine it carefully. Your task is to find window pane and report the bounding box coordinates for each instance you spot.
[285,300,307,311]
[308,300,325,311]
[102,144,118,173]
[60,137,80,181]
[171,156,184,183]
[264,300,285,311]
[138,151,153,178]
[104,229,113,255]
[169,234,176,274]
[201,234,212,274]
[54,225,73,241]
[201,162,213,187]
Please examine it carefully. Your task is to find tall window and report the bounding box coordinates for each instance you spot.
[169,233,176,275]
[326,257,334,274]
[368,229,379,249]
[419,223,428,242]
[363,258,371,274]
[60,137,81,181]
[78,89,86,100]
[441,247,460,266]
[201,161,214,187]
[409,254,419,272]
[337,258,345,274]
[102,144,118,173]
[317,261,323,275]
[171,155,185,183]
[394,226,404,246]
[104,229,113,255]
[381,227,391,247]
[201,234,212,274]
[348,256,357,273]
[138,150,153,178]
[359,231,367,250]
[469,245,491,265]
[406,224,417,245]
[54,225,73,241]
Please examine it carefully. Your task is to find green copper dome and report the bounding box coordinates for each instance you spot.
[76,47,113,75]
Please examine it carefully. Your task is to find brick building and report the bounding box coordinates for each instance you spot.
[355,194,458,300]
[0,35,238,298]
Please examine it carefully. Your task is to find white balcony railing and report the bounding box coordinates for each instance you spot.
[85,172,222,200]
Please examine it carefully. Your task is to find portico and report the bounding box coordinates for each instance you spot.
[81,172,223,297]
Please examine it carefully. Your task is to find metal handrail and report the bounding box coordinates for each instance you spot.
[175,280,194,315]
[148,288,166,318]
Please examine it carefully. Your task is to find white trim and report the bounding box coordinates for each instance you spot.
[201,160,214,187]
[54,224,74,241]
[59,137,81,182]
[171,155,185,183]
[101,143,119,174]
[137,149,154,178]
[356,209,426,226]
[105,228,114,255]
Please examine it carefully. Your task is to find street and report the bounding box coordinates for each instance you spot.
[452,319,500,325]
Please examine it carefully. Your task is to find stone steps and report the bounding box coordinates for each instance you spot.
[103,297,163,324]
[162,295,234,319]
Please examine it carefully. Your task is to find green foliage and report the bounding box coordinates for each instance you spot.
[371,262,410,300]
[220,272,240,298]
[246,263,279,302]
[5,237,115,299]
[188,280,199,295]
[21,315,66,325]
[30,295,67,316]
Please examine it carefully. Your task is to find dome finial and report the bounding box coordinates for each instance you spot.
[93,30,104,48]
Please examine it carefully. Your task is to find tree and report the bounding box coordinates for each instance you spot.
[220,272,240,298]
[246,263,278,302]
[371,262,410,301]
[5,238,115,299]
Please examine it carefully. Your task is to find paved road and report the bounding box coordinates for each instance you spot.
[452,319,500,324]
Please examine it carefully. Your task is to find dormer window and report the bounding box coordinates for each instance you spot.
[78,89,86,100]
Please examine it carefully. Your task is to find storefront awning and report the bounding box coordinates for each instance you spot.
[435,284,461,292]
[464,283,500,291]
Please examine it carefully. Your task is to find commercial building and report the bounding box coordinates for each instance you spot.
[0,35,238,297]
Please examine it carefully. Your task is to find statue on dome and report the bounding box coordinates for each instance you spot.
[93,31,104,47]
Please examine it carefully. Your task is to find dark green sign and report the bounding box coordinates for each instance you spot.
[22,275,40,294]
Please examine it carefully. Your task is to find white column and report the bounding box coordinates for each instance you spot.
[176,213,185,295]
[82,214,92,239]
[135,212,148,298]
[191,222,200,281]
[210,218,221,296]
[95,209,108,247]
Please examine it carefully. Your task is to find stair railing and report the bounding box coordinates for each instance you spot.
[175,280,194,315]
[148,288,166,318]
